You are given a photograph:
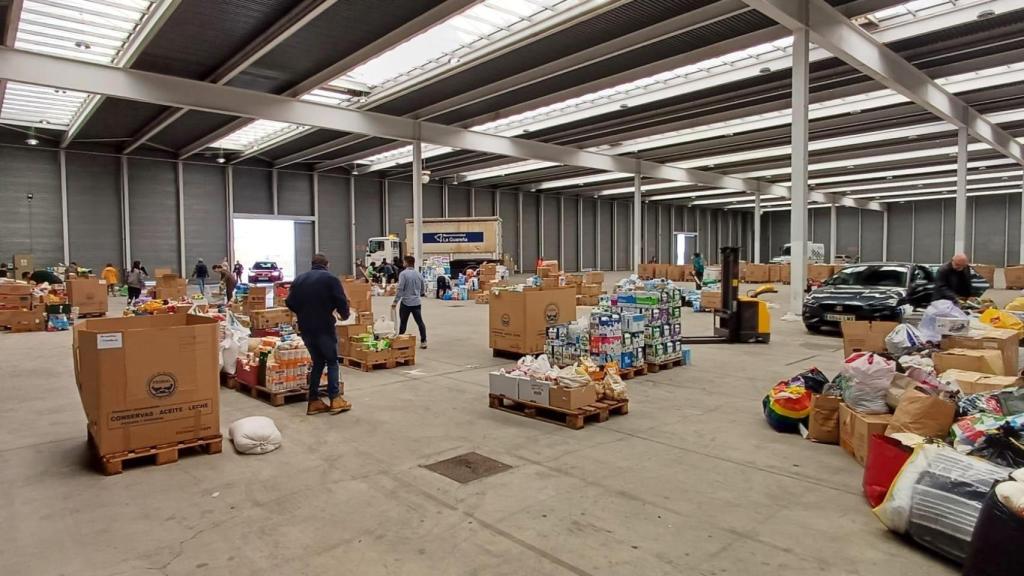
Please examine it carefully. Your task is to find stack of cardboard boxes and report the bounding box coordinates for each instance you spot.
[572,271,604,306]
[336,311,376,357]
[0,281,44,332]
[1006,265,1024,289]
[154,273,188,301]
[242,286,272,316]
[971,263,995,286]
[342,279,372,315]
[66,278,108,317]
[488,371,598,411]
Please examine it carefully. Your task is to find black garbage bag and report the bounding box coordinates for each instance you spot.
[970,425,1024,469]
[794,367,829,394]
[964,483,1024,576]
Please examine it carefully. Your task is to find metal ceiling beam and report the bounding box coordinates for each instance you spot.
[740,0,1024,166]
[0,0,23,113]
[306,0,904,174]
[175,0,487,160]
[123,0,340,154]
[0,46,881,211]
[60,0,181,148]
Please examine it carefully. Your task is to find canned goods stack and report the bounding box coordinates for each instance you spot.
[589,311,623,366]
[611,284,685,364]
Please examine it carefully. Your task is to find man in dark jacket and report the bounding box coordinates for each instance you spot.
[286,253,352,415]
[933,253,973,303]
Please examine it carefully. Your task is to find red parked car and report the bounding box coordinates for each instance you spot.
[248,261,283,284]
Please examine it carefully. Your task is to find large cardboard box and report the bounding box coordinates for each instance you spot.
[838,403,893,466]
[583,271,604,285]
[971,263,995,286]
[939,369,1023,395]
[1005,265,1024,289]
[0,293,33,310]
[806,394,841,444]
[940,328,1020,376]
[0,309,45,332]
[489,287,577,354]
[840,320,900,358]
[488,372,520,398]
[155,275,187,301]
[342,279,372,315]
[0,281,32,295]
[638,263,656,279]
[549,383,597,410]
[153,267,173,278]
[807,264,834,283]
[250,307,295,330]
[933,348,1005,376]
[541,276,563,289]
[517,379,549,405]
[653,264,670,279]
[73,315,220,457]
[700,290,722,310]
[666,265,684,282]
[745,263,770,283]
[580,283,602,297]
[66,278,108,315]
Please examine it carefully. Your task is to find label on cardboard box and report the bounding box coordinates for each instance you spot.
[108,398,214,429]
[97,333,123,349]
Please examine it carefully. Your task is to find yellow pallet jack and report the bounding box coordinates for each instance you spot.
[682,246,771,344]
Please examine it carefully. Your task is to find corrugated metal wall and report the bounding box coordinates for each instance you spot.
[499,192,519,270]
[424,183,443,218]
[861,209,884,261]
[183,163,227,267]
[836,207,860,261]
[0,147,63,268]
[581,198,597,270]
[522,193,539,271]
[66,152,122,271]
[353,177,383,258]
[599,201,613,270]
[233,167,273,215]
[615,201,630,270]
[387,180,412,237]
[277,171,313,216]
[644,203,656,262]
[128,158,179,273]
[563,197,579,272]
[317,174,352,272]
[542,195,559,262]
[447,185,471,217]
[474,188,495,217]
[294,222,314,276]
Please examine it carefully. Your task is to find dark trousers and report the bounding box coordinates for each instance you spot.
[694,271,704,289]
[302,331,340,401]
[127,286,142,304]
[399,303,427,343]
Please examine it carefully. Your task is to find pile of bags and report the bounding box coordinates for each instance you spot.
[501,354,628,401]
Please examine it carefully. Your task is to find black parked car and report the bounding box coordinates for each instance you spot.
[926,264,990,297]
[803,263,934,332]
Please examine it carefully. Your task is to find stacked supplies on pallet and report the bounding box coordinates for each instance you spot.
[611,282,685,364]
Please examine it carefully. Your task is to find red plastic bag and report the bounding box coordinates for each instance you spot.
[862,434,912,507]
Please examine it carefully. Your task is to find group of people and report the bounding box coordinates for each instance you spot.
[357,257,404,288]
[287,253,428,416]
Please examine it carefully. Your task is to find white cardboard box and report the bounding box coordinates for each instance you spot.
[488,372,519,398]
[517,379,550,406]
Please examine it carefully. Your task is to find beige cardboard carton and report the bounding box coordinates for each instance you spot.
[489,287,577,354]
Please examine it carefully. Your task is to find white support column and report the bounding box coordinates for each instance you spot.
[558,196,565,268]
[271,169,279,216]
[226,166,234,264]
[442,182,449,218]
[954,126,968,254]
[517,192,524,272]
[882,209,889,261]
[59,150,70,265]
[349,176,357,274]
[469,185,475,217]
[633,172,642,272]
[669,205,676,264]
[829,202,837,264]
[612,202,618,271]
[656,205,663,263]
[788,24,810,318]
[577,197,584,270]
[177,161,186,275]
[412,141,424,268]
[313,173,320,253]
[595,201,601,270]
[538,194,545,260]
[1019,174,1024,265]
[382,179,389,235]
[121,156,131,269]
[753,191,761,264]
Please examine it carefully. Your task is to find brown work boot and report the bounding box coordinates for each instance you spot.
[329,396,352,414]
[306,398,329,415]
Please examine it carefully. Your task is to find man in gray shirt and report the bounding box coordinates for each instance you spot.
[391,255,427,349]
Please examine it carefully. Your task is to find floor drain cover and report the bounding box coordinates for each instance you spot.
[422,452,511,484]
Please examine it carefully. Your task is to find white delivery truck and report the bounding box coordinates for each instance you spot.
[365,217,504,274]
[771,242,826,264]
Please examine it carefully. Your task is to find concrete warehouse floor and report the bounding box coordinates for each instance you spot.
[8,273,1015,576]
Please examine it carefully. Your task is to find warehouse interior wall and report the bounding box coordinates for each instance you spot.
[581,198,597,270]
[316,174,352,274]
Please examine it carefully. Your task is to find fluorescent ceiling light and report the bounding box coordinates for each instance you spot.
[647,189,748,201]
[816,169,1023,193]
[1,0,173,130]
[213,120,311,152]
[878,187,1024,202]
[596,182,693,196]
[799,158,1016,185]
[460,160,559,181]
[535,172,632,190]
[690,195,783,205]
[848,180,1018,199]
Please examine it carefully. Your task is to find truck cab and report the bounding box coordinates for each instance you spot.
[366,236,401,267]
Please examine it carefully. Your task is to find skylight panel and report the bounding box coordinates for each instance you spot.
[213,120,310,152]
[1,0,167,129]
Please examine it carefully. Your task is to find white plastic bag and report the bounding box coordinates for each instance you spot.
[841,352,896,414]
[919,300,968,342]
[374,314,395,337]
[228,416,282,455]
[885,324,925,357]
[220,312,250,376]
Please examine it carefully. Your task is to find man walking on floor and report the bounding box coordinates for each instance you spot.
[392,255,428,349]
[286,253,352,415]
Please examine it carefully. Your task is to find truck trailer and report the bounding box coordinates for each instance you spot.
[365,217,504,274]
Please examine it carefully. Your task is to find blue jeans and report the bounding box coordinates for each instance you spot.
[399,303,426,343]
[302,331,340,401]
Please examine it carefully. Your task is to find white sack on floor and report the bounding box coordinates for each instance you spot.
[228,416,282,455]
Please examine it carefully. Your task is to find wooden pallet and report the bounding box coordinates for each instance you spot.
[89,431,222,476]
[492,348,526,360]
[488,394,628,430]
[234,377,310,407]
[618,364,647,380]
[646,357,684,373]
[342,355,415,372]
[77,311,107,318]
